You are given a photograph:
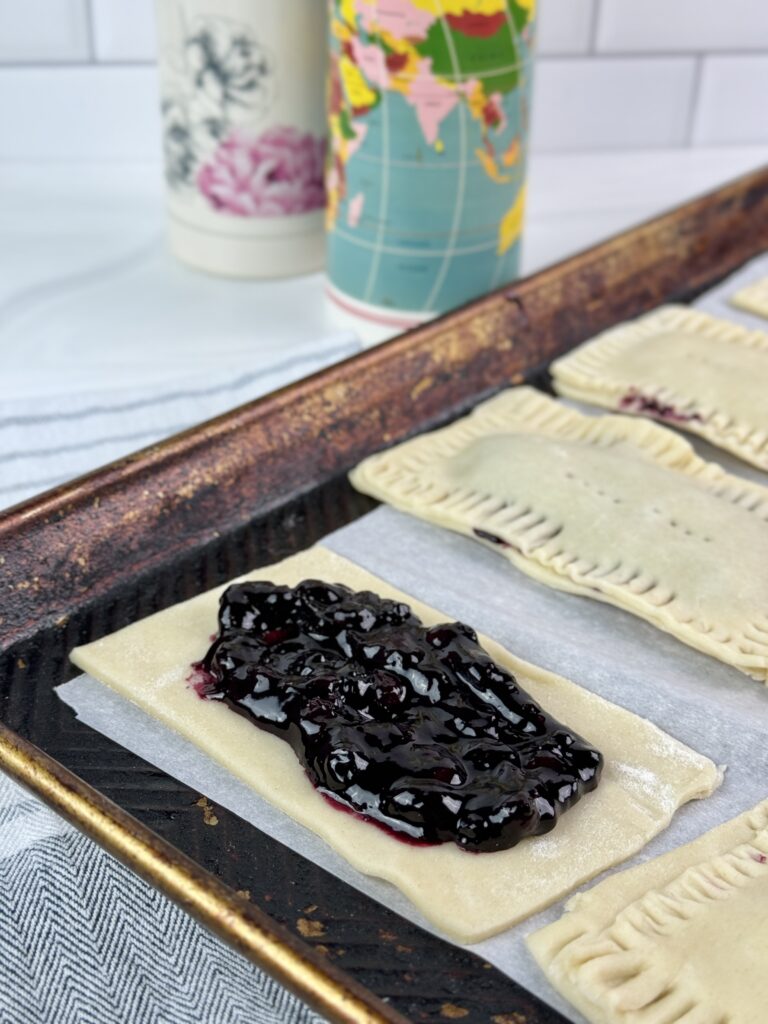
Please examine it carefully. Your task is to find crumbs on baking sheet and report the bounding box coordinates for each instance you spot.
[195,796,219,826]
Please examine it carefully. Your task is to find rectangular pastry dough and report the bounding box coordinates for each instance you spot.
[349,387,768,683]
[70,546,720,943]
[731,275,768,321]
[528,799,768,1024]
[549,305,768,471]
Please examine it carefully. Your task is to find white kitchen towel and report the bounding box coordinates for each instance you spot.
[0,335,359,511]
[0,771,324,1024]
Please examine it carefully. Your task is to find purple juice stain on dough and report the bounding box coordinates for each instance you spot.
[619,389,702,424]
[194,580,602,852]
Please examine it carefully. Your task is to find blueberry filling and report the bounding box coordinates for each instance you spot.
[473,528,510,547]
[195,579,603,852]
[619,389,702,423]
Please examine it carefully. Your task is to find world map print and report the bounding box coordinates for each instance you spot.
[327,0,535,319]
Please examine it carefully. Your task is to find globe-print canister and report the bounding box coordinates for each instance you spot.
[326,0,535,327]
[156,0,327,278]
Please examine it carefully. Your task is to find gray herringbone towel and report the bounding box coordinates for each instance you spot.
[0,772,324,1024]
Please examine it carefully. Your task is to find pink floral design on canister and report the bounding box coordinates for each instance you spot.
[197,125,326,216]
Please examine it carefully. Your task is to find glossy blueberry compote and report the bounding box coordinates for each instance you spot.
[195,579,603,852]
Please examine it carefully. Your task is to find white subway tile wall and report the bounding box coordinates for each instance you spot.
[536,0,595,55]
[0,0,90,63]
[596,0,768,53]
[693,55,768,145]
[0,0,765,157]
[0,66,161,160]
[530,57,697,151]
[90,0,157,62]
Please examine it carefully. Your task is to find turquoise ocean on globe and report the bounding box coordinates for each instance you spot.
[326,0,536,324]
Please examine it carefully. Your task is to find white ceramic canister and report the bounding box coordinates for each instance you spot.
[156,0,327,277]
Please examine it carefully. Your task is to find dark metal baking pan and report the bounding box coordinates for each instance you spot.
[1,166,766,1024]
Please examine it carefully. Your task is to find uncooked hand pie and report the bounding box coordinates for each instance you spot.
[349,387,768,683]
[70,546,719,943]
[549,305,768,470]
[730,275,768,321]
[528,799,768,1024]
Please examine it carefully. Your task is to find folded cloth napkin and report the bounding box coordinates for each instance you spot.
[0,337,359,1021]
[0,772,324,1024]
[0,335,359,511]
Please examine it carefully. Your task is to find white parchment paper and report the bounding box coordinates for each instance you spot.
[56,260,768,1022]
[58,505,768,1023]
[693,250,768,331]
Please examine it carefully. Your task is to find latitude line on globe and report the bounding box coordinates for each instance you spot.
[351,152,488,172]
[362,56,392,304]
[423,5,469,314]
[490,2,528,291]
[396,59,527,82]
[330,229,501,258]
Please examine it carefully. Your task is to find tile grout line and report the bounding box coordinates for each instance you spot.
[2,50,768,72]
[0,59,156,69]
[83,0,97,63]
[588,0,602,54]
[684,55,705,147]
[1,52,767,72]
[535,50,768,62]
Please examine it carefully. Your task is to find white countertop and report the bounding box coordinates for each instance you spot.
[2,145,767,401]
